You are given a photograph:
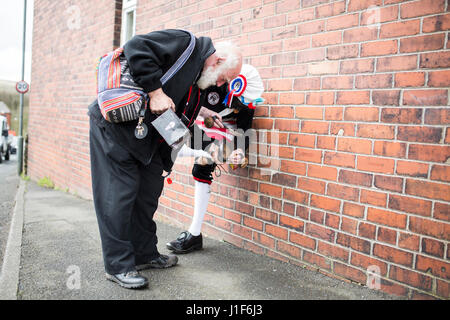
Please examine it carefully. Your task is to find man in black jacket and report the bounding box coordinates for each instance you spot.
[88,29,242,289]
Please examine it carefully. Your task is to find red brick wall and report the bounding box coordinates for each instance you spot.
[29,0,449,299]
[28,0,122,198]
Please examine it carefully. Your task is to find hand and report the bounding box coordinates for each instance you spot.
[148,88,175,115]
[198,107,224,129]
[207,143,222,164]
[228,148,245,165]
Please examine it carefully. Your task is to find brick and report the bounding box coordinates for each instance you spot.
[359,222,377,239]
[289,133,315,148]
[358,156,395,174]
[283,64,308,77]
[272,173,297,188]
[397,126,443,143]
[425,108,450,125]
[318,241,349,262]
[338,233,371,254]
[340,59,374,74]
[306,92,334,105]
[290,232,316,250]
[400,34,445,53]
[381,108,422,124]
[284,36,311,51]
[344,107,379,122]
[277,240,301,258]
[392,197,431,221]
[308,164,338,181]
[348,0,382,11]
[389,265,432,291]
[355,74,392,89]
[280,215,304,232]
[372,90,401,106]
[361,5,399,25]
[325,212,340,229]
[280,159,307,176]
[271,106,295,118]
[351,252,388,276]
[327,183,359,202]
[416,255,450,280]
[377,55,418,72]
[326,13,359,31]
[255,208,278,224]
[322,76,353,89]
[396,161,429,178]
[303,250,332,270]
[394,72,426,87]
[337,137,372,154]
[297,48,326,63]
[368,207,407,229]
[374,175,403,193]
[266,224,288,240]
[380,20,420,38]
[403,89,448,106]
[316,1,346,18]
[305,222,335,242]
[267,79,293,91]
[373,141,407,158]
[317,136,336,150]
[336,91,370,105]
[377,227,397,245]
[339,170,373,187]
[260,183,283,198]
[330,122,356,136]
[324,107,343,120]
[298,20,325,35]
[374,244,414,267]
[272,52,296,66]
[428,70,450,87]
[327,44,359,60]
[279,93,305,106]
[310,194,341,213]
[310,209,325,224]
[334,262,367,284]
[301,120,329,134]
[283,188,308,204]
[311,31,342,47]
[400,0,445,19]
[434,202,450,222]
[298,177,326,194]
[422,238,445,258]
[420,51,450,68]
[343,27,378,43]
[409,216,450,241]
[287,7,315,24]
[293,77,321,90]
[295,148,323,163]
[436,280,450,299]
[243,216,264,231]
[398,232,420,251]
[357,124,395,139]
[308,61,339,75]
[408,144,450,163]
[275,119,300,132]
[406,179,450,202]
[324,151,356,168]
[423,13,450,33]
[341,216,358,234]
[361,40,398,57]
[254,231,276,249]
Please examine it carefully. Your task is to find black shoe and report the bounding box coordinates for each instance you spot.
[135,254,178,271]
[105,270,148,289]
[166,231,203,254]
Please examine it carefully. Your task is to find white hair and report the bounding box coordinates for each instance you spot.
[197,41,242,90]
[214,40,241,70]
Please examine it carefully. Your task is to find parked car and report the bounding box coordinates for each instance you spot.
[0,115,11,163]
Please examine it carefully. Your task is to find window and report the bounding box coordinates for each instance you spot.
[121,0,137,46]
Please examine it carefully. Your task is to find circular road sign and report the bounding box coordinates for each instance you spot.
[16,81,29,94]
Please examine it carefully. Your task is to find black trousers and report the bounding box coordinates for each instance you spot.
[89,116,164,275]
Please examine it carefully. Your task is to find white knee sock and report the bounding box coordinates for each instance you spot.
[188,180,211,236]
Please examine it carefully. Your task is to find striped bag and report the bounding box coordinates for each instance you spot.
[96,31,195,123]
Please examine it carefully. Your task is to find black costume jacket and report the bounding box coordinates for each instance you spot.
[88,29,215,171]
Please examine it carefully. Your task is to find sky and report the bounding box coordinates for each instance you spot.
[0,0,34,83]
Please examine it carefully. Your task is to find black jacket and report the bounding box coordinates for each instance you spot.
[88,29,216,170]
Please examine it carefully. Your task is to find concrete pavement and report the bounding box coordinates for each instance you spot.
[0,179,402,300]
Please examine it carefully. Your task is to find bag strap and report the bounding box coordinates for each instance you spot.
[160,31,196,85]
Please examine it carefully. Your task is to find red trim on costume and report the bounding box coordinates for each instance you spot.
[193,177,212,185]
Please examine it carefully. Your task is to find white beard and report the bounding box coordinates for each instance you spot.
[197,65,222,90]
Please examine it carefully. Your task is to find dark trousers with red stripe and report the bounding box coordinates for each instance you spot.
[89,116,164,275]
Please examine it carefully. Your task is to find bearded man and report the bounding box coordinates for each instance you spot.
[88,29,242,289]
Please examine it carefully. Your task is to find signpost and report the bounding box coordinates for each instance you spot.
[18,0,28,176]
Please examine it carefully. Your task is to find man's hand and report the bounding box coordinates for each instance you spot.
[198,107,224,129]
[148,88,175,115]
[228,148,245,165]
